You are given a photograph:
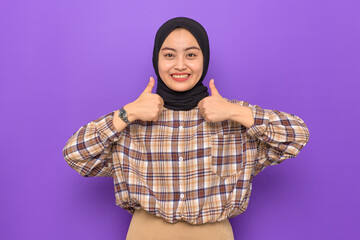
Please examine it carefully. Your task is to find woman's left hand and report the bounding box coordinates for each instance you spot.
[197,79,234,122]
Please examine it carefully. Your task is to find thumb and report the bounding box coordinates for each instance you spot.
[209,79,220,96]
[143,77,154,94]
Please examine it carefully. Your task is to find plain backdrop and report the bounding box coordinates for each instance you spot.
[1,0,359,239]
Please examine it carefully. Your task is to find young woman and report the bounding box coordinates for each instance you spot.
[63,17,310,240]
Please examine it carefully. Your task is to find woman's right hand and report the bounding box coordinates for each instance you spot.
[124,77,164,122]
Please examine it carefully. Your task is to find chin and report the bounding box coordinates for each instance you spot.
[171,82,197,92]
[171,86,190,92]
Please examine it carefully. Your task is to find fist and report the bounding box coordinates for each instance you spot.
[197,79,232,122]
[124,77,164,122]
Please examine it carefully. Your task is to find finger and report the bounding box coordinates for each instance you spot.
[199,108,205,117]
[197,99,203,109]
[159,95,165,106]
[158,101,164,110]
[153,113,160,121]
[143,77,155,94]
[209,79,220,96]
[156,96,164,110]
[203,115,209,122]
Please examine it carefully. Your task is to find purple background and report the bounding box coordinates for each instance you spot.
[1,0,359,239]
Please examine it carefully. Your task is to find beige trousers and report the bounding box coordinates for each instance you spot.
[126,209,235,240]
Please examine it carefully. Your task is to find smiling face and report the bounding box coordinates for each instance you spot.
[158,28,204,92]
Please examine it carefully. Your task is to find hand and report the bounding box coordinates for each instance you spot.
[197,79,233,122]
[124,77,164,122]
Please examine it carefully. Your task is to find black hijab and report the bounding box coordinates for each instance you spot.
[152,17,210,111]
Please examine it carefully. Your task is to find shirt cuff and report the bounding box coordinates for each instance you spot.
[95,110,122,143]
[245,104,271,138]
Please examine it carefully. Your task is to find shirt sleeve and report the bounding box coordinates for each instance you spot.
[62,110,122,177]
[232,100,310,176]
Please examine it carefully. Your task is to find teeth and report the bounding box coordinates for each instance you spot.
[172,74,190,78]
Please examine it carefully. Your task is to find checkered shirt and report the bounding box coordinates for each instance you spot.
[62,99,310,224]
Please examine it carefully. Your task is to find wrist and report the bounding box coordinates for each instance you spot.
[123,103,136,123]
[229,103,254,128]
[227,102,239,121]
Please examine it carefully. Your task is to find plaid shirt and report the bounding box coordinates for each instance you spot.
[62,99,310,225]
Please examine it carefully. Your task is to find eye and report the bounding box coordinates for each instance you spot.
[165,53,174,58]
[188,53,196,57]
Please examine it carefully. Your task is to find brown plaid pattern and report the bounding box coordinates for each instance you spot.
[63,99,310,224]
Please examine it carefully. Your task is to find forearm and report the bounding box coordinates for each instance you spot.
[63,111,122,177]
[228,103,255,128]
[224,99,310,176]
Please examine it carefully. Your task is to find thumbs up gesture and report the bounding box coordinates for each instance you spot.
[124,77,164,122]
[197,79,233,122]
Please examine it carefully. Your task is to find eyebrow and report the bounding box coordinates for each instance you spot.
[161,46,201,51]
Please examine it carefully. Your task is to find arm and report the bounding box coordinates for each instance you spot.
[229,100,310,176]
[62,77,164,177]
[62,110,128,177]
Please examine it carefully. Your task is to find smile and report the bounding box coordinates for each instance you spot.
[171,74,191,82]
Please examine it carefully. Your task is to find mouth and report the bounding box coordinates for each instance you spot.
[170,73,191,82]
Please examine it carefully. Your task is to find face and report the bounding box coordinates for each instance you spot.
[158,28,203,92]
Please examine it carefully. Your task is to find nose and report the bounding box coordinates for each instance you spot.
[174,56,187,71]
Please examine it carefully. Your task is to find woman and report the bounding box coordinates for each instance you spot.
[63,17,310,240]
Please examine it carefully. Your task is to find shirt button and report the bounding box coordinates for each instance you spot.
[180,194,185,199]
[179,125,183,129]
[179,156,183,161]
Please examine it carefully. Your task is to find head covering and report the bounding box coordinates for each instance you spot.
[152,17,210,111]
